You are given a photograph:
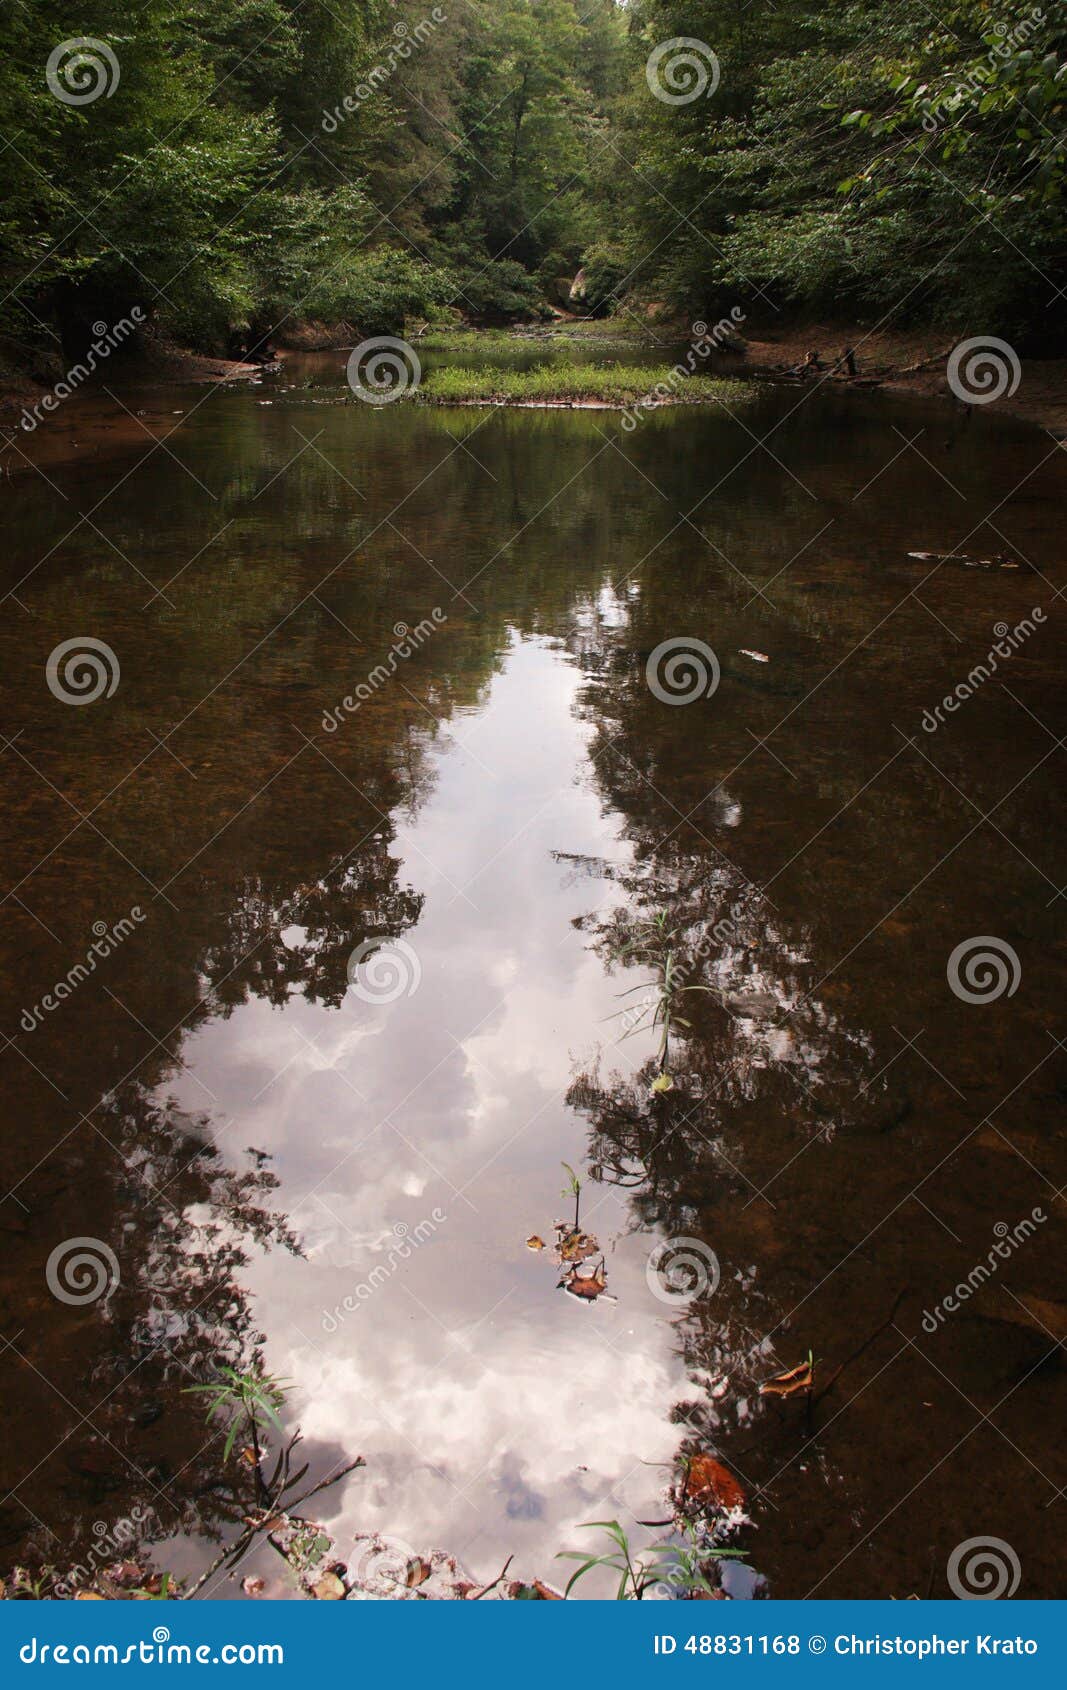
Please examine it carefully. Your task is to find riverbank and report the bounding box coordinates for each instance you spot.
[4,320,1065,481]
[730,321,1067,436]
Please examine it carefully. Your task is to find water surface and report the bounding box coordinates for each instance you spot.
[1,357,1064,1599]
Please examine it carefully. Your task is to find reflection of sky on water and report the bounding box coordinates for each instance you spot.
[163,639,691,1582]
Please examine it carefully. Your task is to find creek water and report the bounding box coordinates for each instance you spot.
[1,347,1064,1599]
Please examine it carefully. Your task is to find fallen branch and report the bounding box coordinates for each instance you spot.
[181,1456,365,1599]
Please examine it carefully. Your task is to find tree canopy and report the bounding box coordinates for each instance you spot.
[1,0,1063,370]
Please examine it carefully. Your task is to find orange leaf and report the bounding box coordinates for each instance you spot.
[684,1454,746,1511]
[760,1360,814,1398]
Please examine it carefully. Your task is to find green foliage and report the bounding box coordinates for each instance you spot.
[2,0,1059,368]
[302,247,455,337]
[619,0,1066,335]
[418,363,746,404]
[558,1519,746,1600]
[186,1365,288,1463]
[611,913,720,1079]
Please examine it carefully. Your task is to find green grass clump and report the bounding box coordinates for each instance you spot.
[417,362,748,406]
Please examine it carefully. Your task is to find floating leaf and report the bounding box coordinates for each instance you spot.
[562,1260,608,1301]
[555,1227,598,1264]
[683,1454,747,1511]
[760,1355,815,1398]
[526,1235,545,1251]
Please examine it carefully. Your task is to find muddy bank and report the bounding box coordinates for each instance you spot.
[734,321,1067,435]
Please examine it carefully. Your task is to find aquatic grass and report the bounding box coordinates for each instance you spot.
[416,362,749,407]
[610,912,720,1081]
[558,1520,746,1600]
[560,1161,582,1230]
[185,1365,288,1466]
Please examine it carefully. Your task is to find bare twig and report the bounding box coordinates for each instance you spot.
[470,1554,513,1598]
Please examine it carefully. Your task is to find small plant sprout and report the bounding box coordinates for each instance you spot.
[611,913,719,1083]
[560,1161,582,1229]
[186,1365,289,1490]
[557,1519,745,1600]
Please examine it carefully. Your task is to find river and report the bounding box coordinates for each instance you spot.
[0,347,1063,1599]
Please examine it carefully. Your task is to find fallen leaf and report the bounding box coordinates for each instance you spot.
[760,1358,815,1398]
[555,1227,598,1264]
[311,1571,345,1600]
[406,1558,432,1589]
[105,1562,145,1589]
[508,1579,563,1600]
[739,649,770,662]
[526,1235,545,1251]
[561,1261,608,1301]
[241,1576,265,1597]
[74,1591,105,1600]
[683,1453,746,1511]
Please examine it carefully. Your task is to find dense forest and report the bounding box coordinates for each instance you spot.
[1,1,1065,373]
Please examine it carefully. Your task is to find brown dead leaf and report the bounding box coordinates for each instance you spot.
[555,1227,598,1264]
[105,1562,145,1590]
[683,1454,746,1511]
[242,1576,266,1597]
[507,1579,563,1600]
[561,1260,607,1301]
[526,1235,545,1251]
[760,1359,814,1398]
[406,1558,432,1589]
